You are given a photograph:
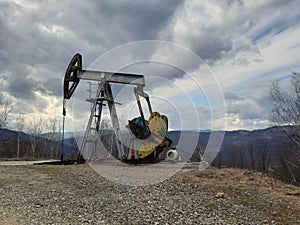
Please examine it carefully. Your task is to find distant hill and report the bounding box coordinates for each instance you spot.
[168,126,293,168]
[0,128,78,159]
[169,126,289,150]
[0,126,294,165]
[40,131,76,140]
[0,128,30,142]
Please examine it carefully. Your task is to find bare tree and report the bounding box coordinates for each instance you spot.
[0,94,10,128]
[27,117,44,158]
[99,118,114,158]
[211,152,222,169]
[257,143,271,173]
[190,145,206,162]
[248,142,256,171]
[270,72,300,184]
[16,113,25,159]
[229,145,239,168]
[46,116,62,159]
[270,72,300,144]
[238,144,246,170]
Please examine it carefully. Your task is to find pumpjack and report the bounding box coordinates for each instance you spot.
[62,53,179,163]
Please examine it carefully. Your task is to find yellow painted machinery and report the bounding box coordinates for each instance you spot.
[127,111,173,162]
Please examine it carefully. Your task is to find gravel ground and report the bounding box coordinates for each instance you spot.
[0,164,299,225]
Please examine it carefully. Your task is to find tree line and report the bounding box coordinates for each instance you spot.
[0,100,63,160]
[191,72,300,186]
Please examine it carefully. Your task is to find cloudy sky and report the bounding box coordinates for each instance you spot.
[1,0,300,132]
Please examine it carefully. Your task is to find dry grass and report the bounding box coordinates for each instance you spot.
[178,166,300,224]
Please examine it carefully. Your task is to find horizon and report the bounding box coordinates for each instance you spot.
[1,124,287,136]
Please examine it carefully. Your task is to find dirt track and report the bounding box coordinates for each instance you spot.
[0,163,299,225]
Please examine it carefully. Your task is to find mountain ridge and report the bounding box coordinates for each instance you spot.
[0,126,293,164]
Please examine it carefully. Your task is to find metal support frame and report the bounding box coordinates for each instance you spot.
[105,82,125,159]
[80,82,104,160]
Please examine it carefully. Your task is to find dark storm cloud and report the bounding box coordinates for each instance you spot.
[0,0,183,101]
[0,1,76,72]
[43,78,63,97]
[186,28,233,63]
[7,75,38,100]
[93,0,184,40]
[65,0,185,66]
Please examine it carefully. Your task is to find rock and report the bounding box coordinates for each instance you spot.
[215,192,225,198]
